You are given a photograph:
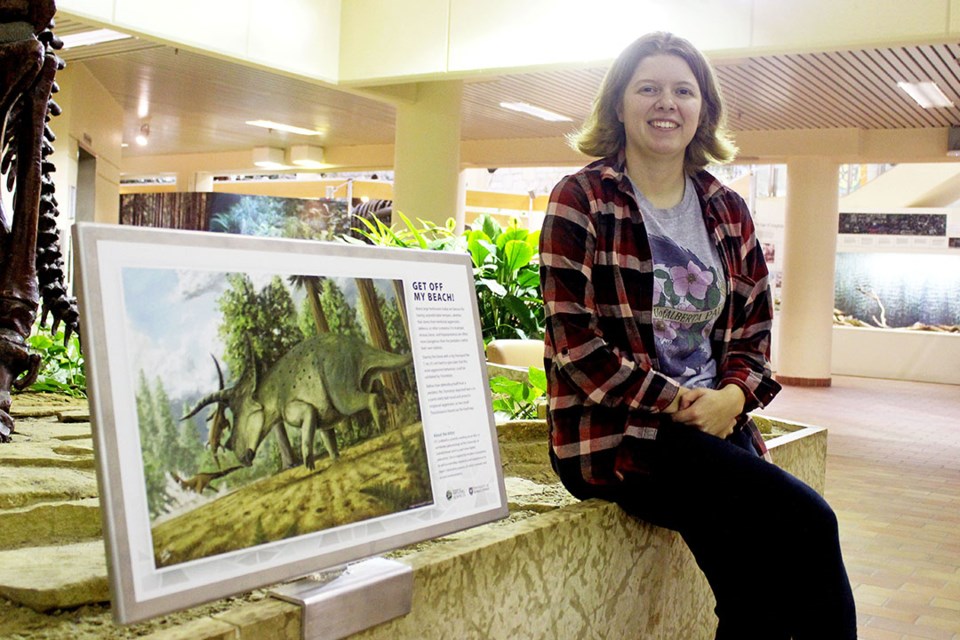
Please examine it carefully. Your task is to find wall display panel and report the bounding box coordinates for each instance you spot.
[73,223,507,623]
[838,212,947,236]
[834,251,960,328]
[119,192,361,239]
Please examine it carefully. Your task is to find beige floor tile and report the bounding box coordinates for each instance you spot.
[760,376,960,640]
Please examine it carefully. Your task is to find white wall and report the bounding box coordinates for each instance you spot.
[832,326,960,385]
[59,0,342,84]
[51,62,123,224]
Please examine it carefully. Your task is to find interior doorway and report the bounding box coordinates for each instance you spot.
[75,146,96,223]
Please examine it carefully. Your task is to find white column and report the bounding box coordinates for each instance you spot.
[393,81,463,228]
[194,172,214,192]
[177,171,213,192]
[777,158,840,386]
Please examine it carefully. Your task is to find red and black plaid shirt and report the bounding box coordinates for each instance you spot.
[540,153,781,491]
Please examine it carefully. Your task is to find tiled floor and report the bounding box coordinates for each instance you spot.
[757,375,960,640]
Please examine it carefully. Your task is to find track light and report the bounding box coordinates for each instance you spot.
[135,123,150,146]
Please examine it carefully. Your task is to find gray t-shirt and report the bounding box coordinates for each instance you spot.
[632,177,726,389]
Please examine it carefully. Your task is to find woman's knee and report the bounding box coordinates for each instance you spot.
[781,486,841,545]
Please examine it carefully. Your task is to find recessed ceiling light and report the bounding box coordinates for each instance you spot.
[897,81,954,109]
[135,123,150,146]
[499,102,572,122]
[60,28,132,49]
[245,120,323,136]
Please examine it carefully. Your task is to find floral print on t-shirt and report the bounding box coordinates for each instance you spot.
[649,233,725,387]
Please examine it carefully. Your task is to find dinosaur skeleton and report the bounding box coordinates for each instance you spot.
[0,0,79,441]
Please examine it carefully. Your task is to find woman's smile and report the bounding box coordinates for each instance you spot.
[618,53,702,165]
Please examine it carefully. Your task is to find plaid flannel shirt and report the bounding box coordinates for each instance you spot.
[540,153,781,492]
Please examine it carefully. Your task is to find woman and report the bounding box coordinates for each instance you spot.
[540,32,857,639]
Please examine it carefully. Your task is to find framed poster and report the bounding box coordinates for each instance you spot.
[72,222,508,624]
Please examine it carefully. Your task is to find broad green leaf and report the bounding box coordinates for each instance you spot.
[466,231,494,267]
[502,294,536,327]
[528,366,547,391]
[502,239,534,273]
[477,277,507,297]
[526,229,541,251]
[489,376,524,396]
[496,225,528,251]
[479,214,502,240]
[517,268,540,289]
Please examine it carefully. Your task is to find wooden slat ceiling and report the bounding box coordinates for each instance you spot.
[472,43,960,140]
[52,17,960,161]
[53,16,164,61]
[77,47,398,153]
[716,45,960,131]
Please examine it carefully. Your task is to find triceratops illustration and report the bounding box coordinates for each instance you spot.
[184,333,413,472]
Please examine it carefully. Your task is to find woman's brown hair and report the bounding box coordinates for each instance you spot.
[571,31,737,174]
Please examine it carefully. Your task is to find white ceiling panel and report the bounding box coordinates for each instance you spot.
[51,16,960,162]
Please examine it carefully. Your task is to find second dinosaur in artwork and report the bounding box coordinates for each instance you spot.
[184,333,413,477]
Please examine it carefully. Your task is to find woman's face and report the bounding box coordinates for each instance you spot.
[618,53,702,167]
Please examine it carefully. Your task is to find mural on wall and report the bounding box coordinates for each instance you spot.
[838,212,947,236]
[833,252,960,331]
[206,193,350,239]
[120,192,360,240]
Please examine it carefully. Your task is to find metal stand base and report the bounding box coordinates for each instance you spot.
[270,557,414,640]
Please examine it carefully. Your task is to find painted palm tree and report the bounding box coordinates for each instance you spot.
[288,275,330,334]
[356,278,407,432]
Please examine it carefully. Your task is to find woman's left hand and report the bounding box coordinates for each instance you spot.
[671,385,746,439]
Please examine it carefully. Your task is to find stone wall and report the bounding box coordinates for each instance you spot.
[145,419,826,640]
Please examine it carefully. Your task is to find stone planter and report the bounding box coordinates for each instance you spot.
[1,392,827,639]
[151,413,826,640]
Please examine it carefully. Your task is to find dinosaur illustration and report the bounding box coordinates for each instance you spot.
[172,355,240,494]
[183,333,414,473]
[171,469,230,494]
[196,353,230,457]
[0,1,80,442]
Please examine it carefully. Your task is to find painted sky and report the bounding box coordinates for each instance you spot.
[120,268,309,403]
[122,267,230,402]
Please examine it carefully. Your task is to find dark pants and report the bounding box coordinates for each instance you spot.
[612,424,857,640]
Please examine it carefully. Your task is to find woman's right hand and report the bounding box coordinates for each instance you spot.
[670,385,744,439]
[664,386,687,414]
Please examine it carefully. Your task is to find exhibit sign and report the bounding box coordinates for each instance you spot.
[72,223,508,624]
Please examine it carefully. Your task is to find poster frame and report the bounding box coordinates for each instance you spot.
[72,222,508,624]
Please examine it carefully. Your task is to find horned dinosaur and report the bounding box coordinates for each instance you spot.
[199,353,230,459]
[181,333,413,487]
[0,0,79,442]
[173,355,235,494]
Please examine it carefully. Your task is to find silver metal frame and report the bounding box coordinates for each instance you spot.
[72,222,508,624]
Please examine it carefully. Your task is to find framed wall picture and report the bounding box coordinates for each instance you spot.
[72,222,508,624]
